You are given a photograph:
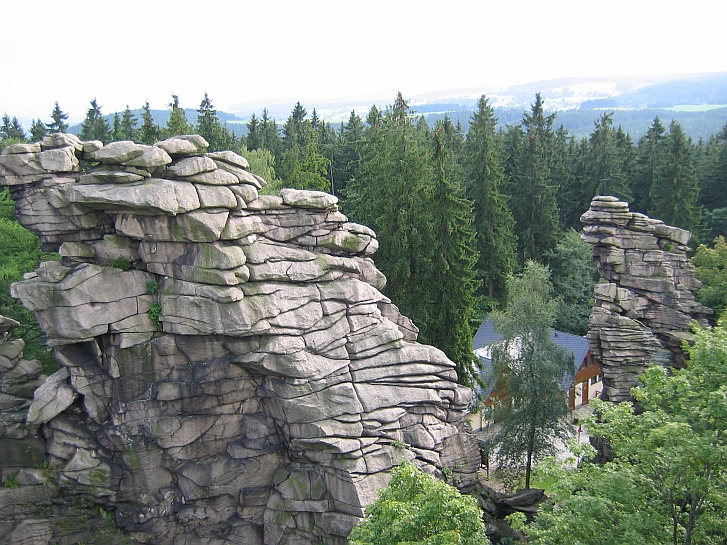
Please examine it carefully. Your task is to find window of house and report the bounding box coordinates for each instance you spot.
[590,375,602,385]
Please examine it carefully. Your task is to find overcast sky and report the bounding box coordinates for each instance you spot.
[2,0,725,124]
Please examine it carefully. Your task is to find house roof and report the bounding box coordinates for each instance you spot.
[473,317,590,366]
[472,316,591,400]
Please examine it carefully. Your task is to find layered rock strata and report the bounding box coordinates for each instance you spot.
[581,196,711,402]
[0,134,479,545]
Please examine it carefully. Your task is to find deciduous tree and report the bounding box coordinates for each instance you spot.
[488,261,575,489]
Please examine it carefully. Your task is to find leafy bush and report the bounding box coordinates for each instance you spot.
[348,461,490,545]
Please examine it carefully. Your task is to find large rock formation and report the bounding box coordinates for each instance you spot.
[581,196,712,402]
[0,134,479,545]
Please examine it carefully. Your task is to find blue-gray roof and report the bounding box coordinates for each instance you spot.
[472,316,591,400]
[473,317,590,365]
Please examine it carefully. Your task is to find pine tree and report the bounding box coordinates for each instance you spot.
[427,123,481,386]
[506,94,561,263]
[245,113,262,151]
[282,102,308,149]
[333,110,364,197]
[112,113,123,141]
[346,93,436,332]
[698,123,727,212]
[582,112,632,203]
[1,115,26,142]
[138,101,160,145]
[164,94,190,137]
[120,105,139,141]
[464,96,517,303]
[487,261,575,489]
[650,121,701,232]
[259,109,282,159]
[634,117,667,214]
[79,99,111,143]
[46,102,68,133]
[29,119,47,142]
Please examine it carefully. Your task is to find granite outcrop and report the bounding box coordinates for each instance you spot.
[0,134,479,545]
[581,196,712,402]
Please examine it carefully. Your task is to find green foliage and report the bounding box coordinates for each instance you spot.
[0,211,58,372]
[546,229,598,335]
[348,461,490,545]
[79,98,111,143]
[164,94,191,137]
[108,257,131,271]
[464,95,517,302]
[46,101,68,133]
[692,235,727,318]
[488,261,575,489]
[148,303,163,331]
[650,120,701,232]
[145,281,159,295]
[505,94,561,263]
[4,474,18,488]
[138,101,160,145]
[524,320,727,545]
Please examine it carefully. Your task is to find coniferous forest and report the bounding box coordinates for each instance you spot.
[3,92,727,544]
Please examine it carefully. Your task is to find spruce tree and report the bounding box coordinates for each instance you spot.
[79,99,111,143]
[427,123,481,387]
[138,101,160,145]
[506,94,561,263]
[259,109,282,159]
[29,119,47,142]
[464,96,517,303]
[334,110,364,197]
[1,115,26,142]
[46,102,68,133]
[634,117,667,214]
[245,113,262,151]
[164,94,190,138]
[582,112,632,202]
[698,123,727,212]
[650,121,701,232]
[120,105,139,141]
[112,113,123,141]
[346,93,436,333]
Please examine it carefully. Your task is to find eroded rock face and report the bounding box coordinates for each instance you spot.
[0,135,479,545]
[581,196,712,402]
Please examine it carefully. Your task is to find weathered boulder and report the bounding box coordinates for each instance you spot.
[0,135,479,545]
[582,196,712,402]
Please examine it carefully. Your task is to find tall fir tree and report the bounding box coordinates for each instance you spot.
[138,101,160,145]
[464,96,517,303]
[698,123,727,212]
[29,119,47,142]
[79,99,111,143]
[582,112,632,202]
[164,94,190,137]
[1,115,26,142]
[259,109,282,160]
[346,93,437,333]
[634,117,667,214]
[46,101,68,133]
[333,110,364,198]
[650,120,701,232]
[506,94,561,263]
[427,123,481,386]
[245,113,262,151]
[112,113,123,141]
[120,105,139,141]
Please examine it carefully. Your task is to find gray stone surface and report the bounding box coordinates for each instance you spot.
[0,135,479,545]
[582,196,712,402]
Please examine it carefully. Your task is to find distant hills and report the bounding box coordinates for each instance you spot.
[68,72,727,141]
